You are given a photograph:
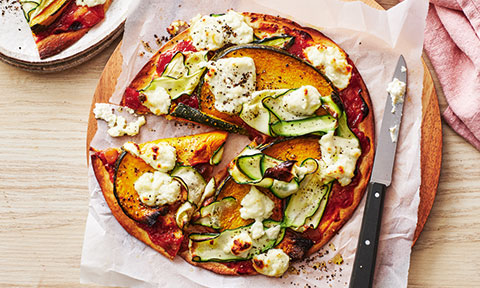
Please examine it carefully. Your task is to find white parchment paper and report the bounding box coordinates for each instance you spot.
[81,0,428,287]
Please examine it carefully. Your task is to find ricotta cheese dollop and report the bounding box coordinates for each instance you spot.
[134,171,181,207]
[318,131,361,186]
[123,142,177,173]
[205,57,256,114]
[93,103,146,137]
[252,249,290,277]
[305,44,352,90]
[141,86,171,116]
[240,186,275,221]
[189,10,254,51]
[250,220,265,240]
[76,0,106,7]
[387,78,407,113]
[282,85,322,117]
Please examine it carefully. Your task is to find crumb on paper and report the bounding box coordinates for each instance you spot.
[329,253,344,265]
[141,40,155,54]
[167,20,189,37]
[93,103,146,137]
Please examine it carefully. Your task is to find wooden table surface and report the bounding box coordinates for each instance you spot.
[1,1,479,287]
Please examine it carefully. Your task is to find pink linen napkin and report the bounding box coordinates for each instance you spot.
[423,0,480,150]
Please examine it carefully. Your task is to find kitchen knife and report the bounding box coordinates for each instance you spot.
[349,55,408,288]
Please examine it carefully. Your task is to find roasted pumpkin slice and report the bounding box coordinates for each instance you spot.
[197,45,336,127]
[212,136,321,230]
[112,131,228,225]
[113,151,175,225]
[28,0,71,33]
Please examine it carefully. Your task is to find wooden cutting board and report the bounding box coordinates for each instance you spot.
[86,2,442,244]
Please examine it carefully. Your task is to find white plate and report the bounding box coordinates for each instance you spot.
[0,0,129,72]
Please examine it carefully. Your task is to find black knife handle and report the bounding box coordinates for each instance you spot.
[349,182,387,288]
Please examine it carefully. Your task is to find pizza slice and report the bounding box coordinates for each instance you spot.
[91,130,228,259]
[119,11,370,142]
[18,0,112,59]
[181,110,371,277]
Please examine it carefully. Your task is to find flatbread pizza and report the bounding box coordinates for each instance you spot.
[91,10,374,277]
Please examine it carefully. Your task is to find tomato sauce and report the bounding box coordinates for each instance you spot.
[137,213,184,258]
[176,94,199,109]
[339,63,369,128]
[35,2,105,41]
[95,148,118,182]
[285,27,313,58]
[225,260,256,274]
[122,87,143,111]
[156,40,197,75]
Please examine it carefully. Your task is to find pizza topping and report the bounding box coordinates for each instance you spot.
[282,86,322,117]
[175,201,195,229]
[284,175,332,229]
[226,231,253,256]
[209,144,225,165]
[239,186,275,221]
[199,178,216,205]
[387,77,406,113]
[250,220,265,240]
[252,249,290,277]
[263,160,297,182]
[123,142,177,173]
[304,44,352,90]
[189,220,285,262]
[139,51,208,116]
[318,130,361,186]
[141,85,171,115]
[189,10,254,51]
[136,213,184,258]
[265,224,281,240]
[205,57,256,114]
[156,41,197,76]
[93,103,146,137]
[240,90,279,135]
[134,171,182,207]
[194,197,236,229]
[240,88,338,137]
[295,182,332,232]
[229,147,318,198]
[170,166,207,206]
[254,35,295,50]
[76,0,106,7]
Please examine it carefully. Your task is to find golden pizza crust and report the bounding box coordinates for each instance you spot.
[179,250,249,276]
[35,0,112,59]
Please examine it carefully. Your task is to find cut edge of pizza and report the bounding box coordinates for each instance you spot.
[18,0,112,59]
[91,130,228,260]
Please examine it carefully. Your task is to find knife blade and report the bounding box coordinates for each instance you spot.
[349,55,408,288]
